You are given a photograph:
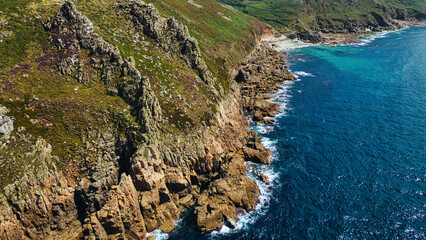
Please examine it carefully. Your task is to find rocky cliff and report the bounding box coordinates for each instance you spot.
[0,0,278,239]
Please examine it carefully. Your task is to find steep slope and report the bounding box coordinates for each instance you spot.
[0,0,275,238]
[219,0,426,41]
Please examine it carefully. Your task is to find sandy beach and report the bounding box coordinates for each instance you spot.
[261,35,313,51]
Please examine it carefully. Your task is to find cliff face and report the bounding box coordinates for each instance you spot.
[0,0,273,239]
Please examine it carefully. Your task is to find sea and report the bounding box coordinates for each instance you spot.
[155,25,426,239]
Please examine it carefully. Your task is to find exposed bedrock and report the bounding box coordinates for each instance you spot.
[118,0,216,85]
[0,1,276,239]
[0,105,14,139]
[44,0,163,138]
[236,43,297,124]
[0,138,81,240]
[289,13,426,43]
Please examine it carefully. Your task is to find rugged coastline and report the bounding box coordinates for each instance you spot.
[270,19,426,46]
[238,25,426,239]
[1,0,422,239]
[0,0,292,239]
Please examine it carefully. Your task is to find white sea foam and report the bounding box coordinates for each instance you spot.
[353,30,393,47]
[212,85,295,237]
[255,125,275,134]
[294,71,315,77]
[210,68,297,237]
[145,216,187,239]
[145,229,169,240]
[210,136,279,237]
[268,81,296,118]
[261,137,278,155]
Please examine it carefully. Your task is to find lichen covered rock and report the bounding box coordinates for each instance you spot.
[118,0,216,85]
[0,105,14,139]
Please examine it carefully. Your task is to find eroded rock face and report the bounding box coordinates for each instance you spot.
[237,44,297,124]
[0,138,81,240]
[0,105,13,139]
[0,1,273,239]
[44,0,162,138]
[195,154,259,232]
[82,174,147,239]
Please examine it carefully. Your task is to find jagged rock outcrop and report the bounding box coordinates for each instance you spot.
[44,0,162,137]
[236,43,296,124]
[82,174,147,239]
[118,0,216,85]
[0,138,81,240]
[243,134,271,165]
[0,105,14,139]
[195,154,259,231]
[289,12,426,44]
[0,1,273,239]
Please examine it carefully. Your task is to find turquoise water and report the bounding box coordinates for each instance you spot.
[169,26,426,239]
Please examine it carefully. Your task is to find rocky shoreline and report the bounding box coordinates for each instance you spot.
[235,43,297,125]
[4,0,420,238]
[0,1,290,239]
[193,41,299,232]
[268,19,426,46]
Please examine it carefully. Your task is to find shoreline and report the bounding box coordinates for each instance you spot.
[218,22,426,236]
[147,39,300,238]
[262,20,426,51]
[155,23,426,238]
[213,42,298,235]
[134,20,425,239]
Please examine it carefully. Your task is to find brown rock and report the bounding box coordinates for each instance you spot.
[132,163,164,191]
[83,174,147,239]
[243,146,271,164]
[0,197,25,240]
[236,43,297,124]
[159,219,175,233]
[260,173,270,185]
[254,100,281,117]
[195,175,259,232]
[165,167,189,193]
[83,215,108,240]
[253,111,264,122]
[264,118,275,124]
[141,193,179,233]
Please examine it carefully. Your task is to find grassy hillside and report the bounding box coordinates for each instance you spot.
[0,0,266,189]
[145,0,268,66]
[219,0,426,33]
[220,0,301,31]
[299,0,426,30]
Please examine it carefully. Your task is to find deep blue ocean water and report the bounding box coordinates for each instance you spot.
[165,26,426,240]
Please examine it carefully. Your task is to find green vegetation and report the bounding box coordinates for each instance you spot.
[145,0,264,67]
[0,0,130,188]
[299,0,426,29]
[0,0,267,189]
[0,0,51,69]
[75,0,225,131]
[220,0,301,32]
[218,0,426,32]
